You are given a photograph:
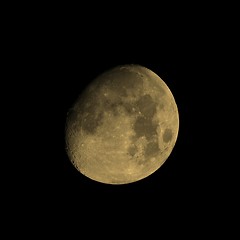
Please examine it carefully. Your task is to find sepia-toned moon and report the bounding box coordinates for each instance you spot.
[65,64,179,184]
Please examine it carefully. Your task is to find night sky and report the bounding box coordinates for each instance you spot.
[7,16,228,235]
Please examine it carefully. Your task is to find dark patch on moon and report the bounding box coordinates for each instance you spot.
[133,116,158,140]
[144,141,160,158]
[129,93,160,161]
[128,145,138,157]
[123,102,135,115]
[163,128,173,142]
[79,93,104,134]
[136,94,157,118]
[117,68,144,90]
[102,96,123,116]
[82,111,104,134]
[100,68,144,97]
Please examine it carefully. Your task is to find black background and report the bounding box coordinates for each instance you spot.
[26,41,210,215]
[5,5,236,236]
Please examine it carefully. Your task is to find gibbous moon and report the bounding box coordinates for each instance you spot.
[65,64,179,184]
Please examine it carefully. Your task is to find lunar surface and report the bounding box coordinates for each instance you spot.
[65,64,179,184]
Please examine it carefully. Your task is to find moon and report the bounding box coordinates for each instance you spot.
[65,64,179,184]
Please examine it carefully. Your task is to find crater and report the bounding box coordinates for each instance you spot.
[163,128,173,142]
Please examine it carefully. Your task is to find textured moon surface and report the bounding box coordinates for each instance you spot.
[65,64,179,184]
